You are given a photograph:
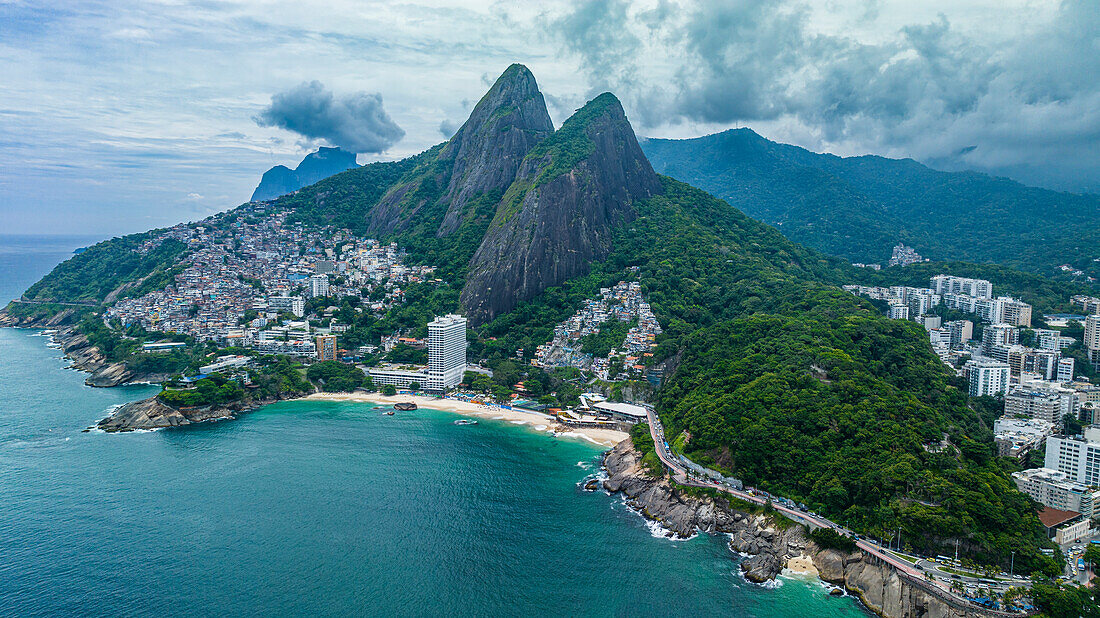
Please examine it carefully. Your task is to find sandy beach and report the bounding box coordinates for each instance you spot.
[785,554,820,576]
[305,392,629,448]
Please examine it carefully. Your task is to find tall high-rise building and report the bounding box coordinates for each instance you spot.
[1071,295,1100,315]
[315,334,337,361]
[309,274,330,298]
[427,314,467,391]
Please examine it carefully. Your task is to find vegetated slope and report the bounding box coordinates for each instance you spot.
[3,65,1057,572]
[251,147,359,202]
[643,129,1100,280]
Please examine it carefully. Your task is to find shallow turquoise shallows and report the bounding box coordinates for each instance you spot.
[0,242,870,617]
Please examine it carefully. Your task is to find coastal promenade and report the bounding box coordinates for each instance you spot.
[642,405,1033,616]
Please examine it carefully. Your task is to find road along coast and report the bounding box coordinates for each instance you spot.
[602,440,1008,618]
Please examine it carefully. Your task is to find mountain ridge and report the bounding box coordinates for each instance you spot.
[642,128,1100,280]
[250,147,359,202]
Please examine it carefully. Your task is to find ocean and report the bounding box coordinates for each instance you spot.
[0,236,868,616]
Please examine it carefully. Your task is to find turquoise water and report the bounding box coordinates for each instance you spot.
[0,236,868,616]
[0,328,868,616]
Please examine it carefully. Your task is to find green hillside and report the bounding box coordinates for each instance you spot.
[643,129,1100,282]
[1,68,1064,574]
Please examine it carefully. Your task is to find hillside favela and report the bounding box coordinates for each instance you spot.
[2,3,1100,618]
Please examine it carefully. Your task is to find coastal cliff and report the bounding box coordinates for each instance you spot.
[51,328,170,387]
[602,440,991,618]
[96,394,284,432]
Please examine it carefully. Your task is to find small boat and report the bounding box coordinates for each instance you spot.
[394,402,417,411]
[382,410,395,416]
[454,419,478,426]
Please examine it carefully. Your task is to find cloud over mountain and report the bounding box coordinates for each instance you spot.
[550,0,1100,192]
[255,81,405,154]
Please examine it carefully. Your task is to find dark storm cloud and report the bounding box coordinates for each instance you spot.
[254,81,404,154]
[551,0,1100,192]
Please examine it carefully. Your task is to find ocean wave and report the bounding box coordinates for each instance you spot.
[740,571,784,589]
[616,493,698,541]
[534,424,547,431]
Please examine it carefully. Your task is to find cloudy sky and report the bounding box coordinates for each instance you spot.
[1,0,1096,236]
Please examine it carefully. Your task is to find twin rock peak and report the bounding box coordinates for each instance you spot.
[366,64,661,325]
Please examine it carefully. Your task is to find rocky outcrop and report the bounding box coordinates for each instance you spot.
[0,306,79,328]
[814,550,988,618]
[368,64,553,237]
[460,93,661,324]
[604,441,992,617]
[602,440,802,583]
[435,64,554,236]
[96,396,246,432]
[46,328,166,387]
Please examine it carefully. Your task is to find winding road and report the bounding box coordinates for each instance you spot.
[642,405,1032,614]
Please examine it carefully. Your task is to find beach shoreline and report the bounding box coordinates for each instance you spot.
[305,392,629,448]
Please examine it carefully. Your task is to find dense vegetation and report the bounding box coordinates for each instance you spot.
[643,129,1100,282]
[4,75,1076,576]
[22,235,188,304]
[579,317,636,358]
[306,360,368,392]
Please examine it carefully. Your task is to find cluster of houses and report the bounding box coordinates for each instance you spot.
[533,281,663,381]
[106,203,436,357]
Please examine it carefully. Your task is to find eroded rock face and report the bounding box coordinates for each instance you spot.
[813,549,983,618]
[460,94,660,324]
[435,64,554,237]
[367,64,553,237]
[602,440,798,582]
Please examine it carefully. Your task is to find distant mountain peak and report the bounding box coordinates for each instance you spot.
[251,147,358,202]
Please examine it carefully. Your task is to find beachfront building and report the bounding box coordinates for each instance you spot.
[368,314,467,392]
[427,314,467,391]
[316,334,337,361]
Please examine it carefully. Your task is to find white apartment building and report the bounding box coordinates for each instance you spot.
[267,295,305,318]
[368,314,467,392]
[966,358,1010,397]
[427,314,467,391]
[309,274,330,298]
[1046,427,1100,486]
[888,304,910,320]
[1059,357,1076,383]
[1013,468,1099,519]
[983,323,1019,354]
[930,275,993,299]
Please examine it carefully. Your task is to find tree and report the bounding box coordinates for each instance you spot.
[409,381,421,392]
[381,384,397,396]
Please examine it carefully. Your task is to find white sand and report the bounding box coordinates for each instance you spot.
[785,554,820,576]
[305,392,629,448]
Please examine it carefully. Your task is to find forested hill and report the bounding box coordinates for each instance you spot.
[3,64,1059,574]
[642,129,1100,281]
